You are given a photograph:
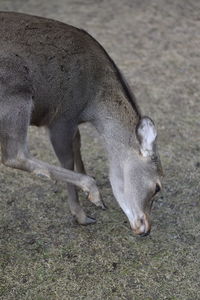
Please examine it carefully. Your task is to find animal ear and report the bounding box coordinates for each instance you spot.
[136,117,157,157]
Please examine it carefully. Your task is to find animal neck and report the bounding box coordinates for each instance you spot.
[91,91,141,160]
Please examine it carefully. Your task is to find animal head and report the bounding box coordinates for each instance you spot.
[109,116,163,236]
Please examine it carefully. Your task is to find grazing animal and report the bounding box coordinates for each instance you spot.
[0,12,162,236]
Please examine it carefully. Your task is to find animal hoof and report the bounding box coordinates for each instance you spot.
[82,216,96,225]
[83,177,106,209]
[101,198,107,210]
[74,215,96,225]
[98,199,107,210]
[88,191,106,209]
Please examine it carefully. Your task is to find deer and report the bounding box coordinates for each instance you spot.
[0,12,162,236]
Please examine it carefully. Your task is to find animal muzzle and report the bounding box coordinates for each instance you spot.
[130,213,152,236]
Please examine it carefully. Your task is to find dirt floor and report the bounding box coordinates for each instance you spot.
[0,0,200,299]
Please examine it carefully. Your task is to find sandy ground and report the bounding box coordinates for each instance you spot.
[0,0,200,299]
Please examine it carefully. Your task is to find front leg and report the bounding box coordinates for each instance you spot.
[0,93,103,227]
[49,121,105,224]
[3,145,101,224]
[73,129,106,210]
[73,129,86,174]
[1,125,101,225]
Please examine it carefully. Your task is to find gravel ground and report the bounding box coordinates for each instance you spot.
[0,1,200,299]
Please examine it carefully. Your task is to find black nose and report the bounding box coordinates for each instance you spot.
[139,230,151,237]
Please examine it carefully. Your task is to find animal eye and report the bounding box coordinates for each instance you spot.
[154,184,161,195]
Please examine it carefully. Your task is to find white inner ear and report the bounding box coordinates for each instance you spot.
[137,117,157,157]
